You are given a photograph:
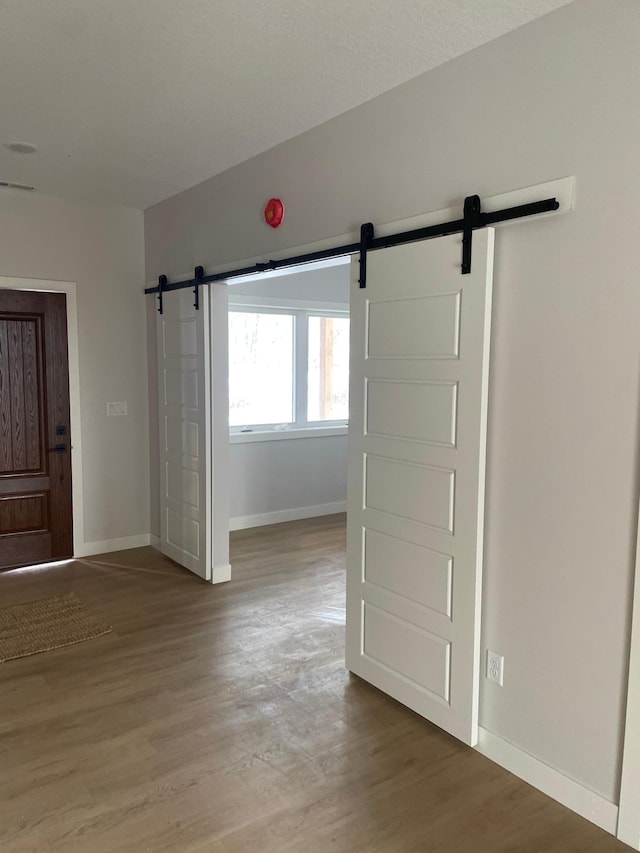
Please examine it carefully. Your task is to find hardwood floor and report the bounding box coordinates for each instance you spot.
[0,514,628,852]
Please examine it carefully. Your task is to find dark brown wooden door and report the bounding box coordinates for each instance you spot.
[0,290,73,569]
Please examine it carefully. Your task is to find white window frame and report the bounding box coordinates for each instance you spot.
[228,295,349,442]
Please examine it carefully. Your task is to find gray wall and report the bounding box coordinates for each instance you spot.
[145,0,640,802]
[0,190,148,549]
[229,436,347,526]
[229,261,350,303]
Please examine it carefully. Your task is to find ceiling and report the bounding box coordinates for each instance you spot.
[0,0,574,210]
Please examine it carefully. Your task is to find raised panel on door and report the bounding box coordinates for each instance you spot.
[365,454,455,533]
[363,603,451,701]
[363,528,452,618]
[346,229,494,746]
[366,379,458,447]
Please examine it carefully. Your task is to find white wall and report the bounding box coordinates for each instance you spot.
[229,263,349,528]
[0,190,148,552]
[229,435,347,528]
[145,0,640,804]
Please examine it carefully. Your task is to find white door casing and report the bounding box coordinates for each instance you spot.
[346,228,495,746]
[157,284,230,582]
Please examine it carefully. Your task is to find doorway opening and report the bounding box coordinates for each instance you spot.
[226,257,351,534]
[225,257,352,686]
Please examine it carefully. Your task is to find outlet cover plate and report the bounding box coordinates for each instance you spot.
[487,650,504,686]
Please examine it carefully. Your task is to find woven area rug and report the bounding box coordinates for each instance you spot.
[0,591,111,662]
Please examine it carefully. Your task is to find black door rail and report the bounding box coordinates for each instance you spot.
[147,193,560,312]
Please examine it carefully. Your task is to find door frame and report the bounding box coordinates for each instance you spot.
[0,275,84,560]
[617,500,640,848]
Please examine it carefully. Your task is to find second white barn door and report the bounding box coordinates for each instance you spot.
[346,228,495,746]
[157,286,212,580]
[157,283,230,583]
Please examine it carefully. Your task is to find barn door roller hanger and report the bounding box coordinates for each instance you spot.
[147,192,559,311]
[357,193,559,287]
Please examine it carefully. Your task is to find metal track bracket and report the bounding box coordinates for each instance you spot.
[358,223,375,289]
[194,266,204,310]
[157,274,167,314]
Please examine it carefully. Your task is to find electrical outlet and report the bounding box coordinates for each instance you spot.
[487,650,504,686]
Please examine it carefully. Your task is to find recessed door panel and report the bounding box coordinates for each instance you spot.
[363,603,451,701]
[367,292,461,359]
[365,454,455,533]
[163,317,198,358]
[166,462,200,508]
[366,379,457,447]
[364,528,452,617]
[165,416,199,457]
[164,368,198,408]
[166,508,199,558]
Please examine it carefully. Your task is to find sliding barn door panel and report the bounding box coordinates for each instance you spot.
[156,283,230,583]
[158,287,211,579]
[346,229,494,746]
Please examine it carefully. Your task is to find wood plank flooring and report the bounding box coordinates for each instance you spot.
[0,514,628,852]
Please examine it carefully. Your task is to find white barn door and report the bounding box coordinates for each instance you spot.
[156,284,230,583]
[346,229,495,746]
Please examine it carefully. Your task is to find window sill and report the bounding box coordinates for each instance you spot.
[230,425,348,444]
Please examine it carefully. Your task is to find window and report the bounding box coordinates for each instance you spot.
[229,303,349,434]
[307,315,349,422]
[228,310,294,427]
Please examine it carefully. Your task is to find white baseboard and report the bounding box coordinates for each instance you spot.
[476,727,618,835]
[229,501,347,531]
[150,534,160,549]
[79,533,151,557]
[211,563,232,584]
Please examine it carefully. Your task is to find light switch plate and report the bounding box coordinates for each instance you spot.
[107,401,128,416]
